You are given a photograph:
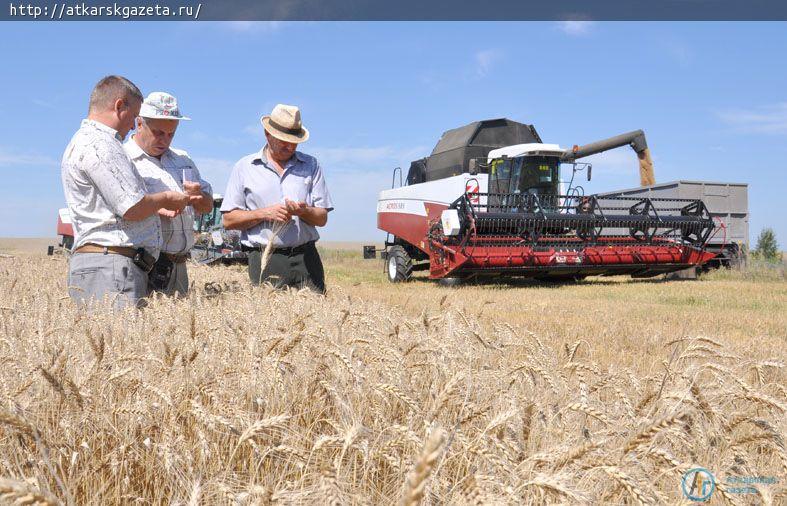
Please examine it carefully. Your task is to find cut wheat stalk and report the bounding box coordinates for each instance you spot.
[258,221,290,285]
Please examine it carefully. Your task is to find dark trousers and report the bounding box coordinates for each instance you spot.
[247,241,326,294]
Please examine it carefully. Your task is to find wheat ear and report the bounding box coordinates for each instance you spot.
[0,478,61,505]
[400,427,446,506]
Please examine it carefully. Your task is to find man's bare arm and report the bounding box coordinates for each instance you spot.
[297,206,328,227]
[284,199,328,227]
[223,204,292,230]
[124,191,189,221]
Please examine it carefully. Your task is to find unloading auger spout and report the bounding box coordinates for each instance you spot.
[561,129,655,186]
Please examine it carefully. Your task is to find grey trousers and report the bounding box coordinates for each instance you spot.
[68,252,148,310]
[149,261,189,297]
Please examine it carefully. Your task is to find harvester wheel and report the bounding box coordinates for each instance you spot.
[386,245,412,283]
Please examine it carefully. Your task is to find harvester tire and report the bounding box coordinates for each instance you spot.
[386,245,412,283]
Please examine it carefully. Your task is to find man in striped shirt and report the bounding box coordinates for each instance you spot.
[124,92,213,296]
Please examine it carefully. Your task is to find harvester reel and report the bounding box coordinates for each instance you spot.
[680,201,713,245]
[575,196,604,242]
[516,219,542,244]
[628,198,659,242]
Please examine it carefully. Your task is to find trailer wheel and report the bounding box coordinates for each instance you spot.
[386,245,412,283]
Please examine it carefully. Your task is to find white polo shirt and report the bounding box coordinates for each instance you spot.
[61,119,162,257]
[124,136,212,254]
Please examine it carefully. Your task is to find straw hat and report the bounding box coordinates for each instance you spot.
[139,92,190,121]
[261,104,309,143]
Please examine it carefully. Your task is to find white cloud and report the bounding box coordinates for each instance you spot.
[244,123,264,137]
[225,21,282,33]
[32,98,56,109]
[313,146,394,168]
[661,39,693,68]
[304,144,427,240]
[193,157,235,194]
[579,148,639,176]
[557,21,594,36]
[312,145,428,172]
[186,130,242,146]
[716,103,787,135]
[321,167,390,241]
[474,49,503,79]
[0,147,58,168]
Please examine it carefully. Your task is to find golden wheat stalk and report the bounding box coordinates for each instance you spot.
[0,410,36,437]
[623,412,690,454]
[598,466,654,506]
[0,478,61,505]
[237,414,291,445]
[258,221,290,285]
[519,473,588,502]
[400,427,446,506]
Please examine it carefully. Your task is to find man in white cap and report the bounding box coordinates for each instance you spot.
[124,92,213,296]
[221,104,333,293]
[62,76,193,310]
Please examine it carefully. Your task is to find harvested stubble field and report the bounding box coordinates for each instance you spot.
[0,246,785,505]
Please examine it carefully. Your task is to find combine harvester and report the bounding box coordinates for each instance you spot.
[370,119,737,284]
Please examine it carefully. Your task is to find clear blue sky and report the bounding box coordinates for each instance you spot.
[1,22,785,245]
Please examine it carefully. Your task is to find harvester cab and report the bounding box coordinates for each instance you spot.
[483,144,569,210]
[372,118,717,283]
[190,194,248,265]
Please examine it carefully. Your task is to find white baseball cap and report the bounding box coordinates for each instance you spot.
[139,91,191,121]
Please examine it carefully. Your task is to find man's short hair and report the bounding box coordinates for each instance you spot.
[88,75,143,113]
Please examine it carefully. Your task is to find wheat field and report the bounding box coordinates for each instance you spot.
[0,248,785,505]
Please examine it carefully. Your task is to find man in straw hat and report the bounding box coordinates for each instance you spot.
[62,76,193,310]
[124,92,213,297]
[221,104,334,293]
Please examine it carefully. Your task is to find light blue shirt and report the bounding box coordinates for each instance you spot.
[220,147,334,248]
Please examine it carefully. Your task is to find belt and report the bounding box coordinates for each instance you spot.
[241,241,312,256]
[74,244,137,259]
[162,252,190,264]
[73,243,156,272]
